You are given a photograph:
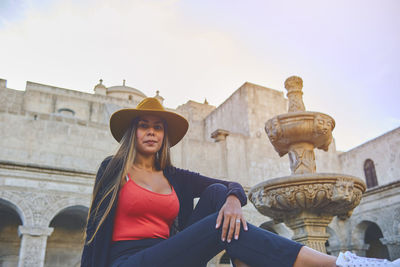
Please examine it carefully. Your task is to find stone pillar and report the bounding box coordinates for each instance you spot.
[284,212,332,253]
[18,226,54,267]
[381,236,400,260]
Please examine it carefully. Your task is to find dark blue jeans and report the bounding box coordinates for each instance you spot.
[110,184,303,267]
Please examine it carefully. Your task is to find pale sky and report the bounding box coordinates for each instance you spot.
[0,0,399,152]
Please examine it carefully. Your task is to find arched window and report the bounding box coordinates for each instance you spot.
[364,159,378,188]
[57,108,75,117]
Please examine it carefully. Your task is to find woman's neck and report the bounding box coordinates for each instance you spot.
[133,153,157,172]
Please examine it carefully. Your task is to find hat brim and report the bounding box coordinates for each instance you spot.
[110,109,188,147]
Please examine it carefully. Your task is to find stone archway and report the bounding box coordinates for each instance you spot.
[364,223,390,259]
[352,220,390,258]
[0,190,33,226]
[44,205,88,267]
[0,199,24,267]
[352,220,373,256]
[42,197,89,227]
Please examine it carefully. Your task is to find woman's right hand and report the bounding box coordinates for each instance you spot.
[215,195,248,243]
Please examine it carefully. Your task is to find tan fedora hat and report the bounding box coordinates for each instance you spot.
[110,97,188,147]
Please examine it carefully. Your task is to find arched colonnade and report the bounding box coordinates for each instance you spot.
[0,190,89,267]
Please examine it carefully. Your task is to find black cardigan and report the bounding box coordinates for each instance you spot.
[80,156,247,267]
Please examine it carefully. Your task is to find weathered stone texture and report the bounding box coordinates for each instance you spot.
[0,110,120,172]
[205,83,251,139]
[0,87,24,114]
[339,127,400,187]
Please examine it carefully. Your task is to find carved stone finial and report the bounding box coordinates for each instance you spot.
[204,98,209,105]
[156,90,160,96]
[123,79,126,86]
[284,76,303,91]
[94,79,106,94]
[285,76,306,112]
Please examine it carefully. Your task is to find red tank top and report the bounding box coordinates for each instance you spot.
[112,174,180,241]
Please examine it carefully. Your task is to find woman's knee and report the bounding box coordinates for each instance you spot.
[198,184,228,210]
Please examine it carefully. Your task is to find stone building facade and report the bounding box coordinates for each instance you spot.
[0,77,398,266]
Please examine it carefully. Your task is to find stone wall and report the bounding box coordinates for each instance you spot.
[339,127,400,186]
[0,87,24,114]
[0,111,116,172]
[0,81,343,181]
[23,82,145,124]
[204,83,251,140]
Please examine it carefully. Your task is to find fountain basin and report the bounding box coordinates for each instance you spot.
[249,173,366,222]
[265,112,335,157]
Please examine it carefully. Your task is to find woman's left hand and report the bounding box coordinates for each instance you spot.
[216,195,248,243]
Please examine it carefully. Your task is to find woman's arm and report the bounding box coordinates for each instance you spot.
[180,168,247,206]
[81,156,113,267]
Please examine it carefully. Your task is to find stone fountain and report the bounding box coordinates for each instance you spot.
[249,76,366,253]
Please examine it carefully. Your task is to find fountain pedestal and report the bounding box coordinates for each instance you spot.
[249,76,366,253]
[285,212,332,252]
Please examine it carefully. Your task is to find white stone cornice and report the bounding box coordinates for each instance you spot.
[0,159,95,177]
[0,160,95,194]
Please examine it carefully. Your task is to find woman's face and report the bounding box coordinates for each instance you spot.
[135,115,165,156]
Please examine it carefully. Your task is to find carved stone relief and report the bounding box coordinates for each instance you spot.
[250,176,364,221]
[288,145,316,174]
[9,191,66,226]
[265,117,282,143]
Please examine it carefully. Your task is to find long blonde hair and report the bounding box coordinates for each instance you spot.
[85,118,171,244]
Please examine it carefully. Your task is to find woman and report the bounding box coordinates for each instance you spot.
[81,97,398,267]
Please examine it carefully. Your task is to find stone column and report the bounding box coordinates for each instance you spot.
[381,236,400,260]
[284,212,332,253]
[18,226,54,267]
